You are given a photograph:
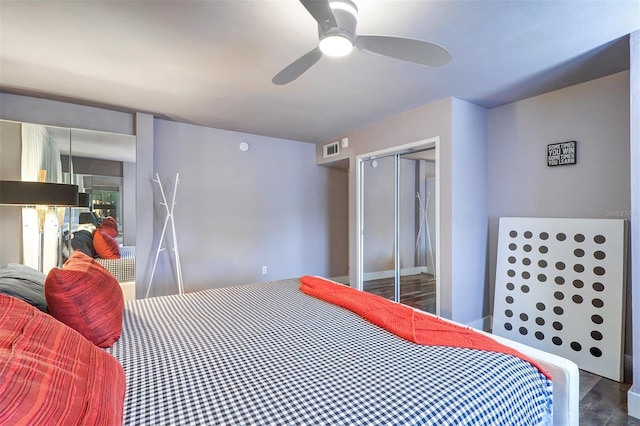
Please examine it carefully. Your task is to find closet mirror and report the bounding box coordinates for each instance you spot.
[0,119,136,276]
[358,144,437,314]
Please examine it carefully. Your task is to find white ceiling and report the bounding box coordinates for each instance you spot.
[1,0,638,145]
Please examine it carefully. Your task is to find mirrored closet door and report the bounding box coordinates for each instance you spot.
[359,147,437,313]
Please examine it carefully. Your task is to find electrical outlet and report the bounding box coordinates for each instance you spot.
[262,266,268,275]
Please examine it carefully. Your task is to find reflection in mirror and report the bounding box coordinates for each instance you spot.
[51,128,135,282]
[0,120,71,272]
[0,120,135,281]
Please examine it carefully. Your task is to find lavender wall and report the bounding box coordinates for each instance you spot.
[321,97,491,326]
[0,93,133,135]
[149,119,348,294]
[450,99,489,326]
[488,70,632,371]
[0,93,347,296]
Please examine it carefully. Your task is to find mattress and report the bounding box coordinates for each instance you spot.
[106,278,552,425]
[96,246,135,283]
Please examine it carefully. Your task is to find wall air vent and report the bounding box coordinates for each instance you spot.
[323,141,340,158]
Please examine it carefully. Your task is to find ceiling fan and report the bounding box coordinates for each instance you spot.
[272,0,452,85]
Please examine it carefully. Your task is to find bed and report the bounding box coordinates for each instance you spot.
[69,217,135,286]
[95,246,136,284]
[106,277,578,425]
[0,270,579,425]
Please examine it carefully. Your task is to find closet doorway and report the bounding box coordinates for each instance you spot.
[357,139,438,314]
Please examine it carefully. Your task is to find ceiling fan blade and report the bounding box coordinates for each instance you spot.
[272,47,323,85]
[355,35,451,67]
[300,0,337,30]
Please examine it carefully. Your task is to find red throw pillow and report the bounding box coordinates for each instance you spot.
[45,251,124,348]
[0,294,125,425]
[94,228,121,259]
[100,216,118,238]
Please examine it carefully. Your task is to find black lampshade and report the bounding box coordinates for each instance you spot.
[77,192,91,208]
[0,181,79,206]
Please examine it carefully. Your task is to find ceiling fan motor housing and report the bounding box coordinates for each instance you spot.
[318,0,358,43]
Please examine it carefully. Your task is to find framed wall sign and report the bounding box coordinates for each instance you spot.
[547,141,576,166]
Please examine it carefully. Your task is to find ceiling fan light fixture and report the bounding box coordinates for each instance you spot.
[319,34,353,57]
[272,0,451,85]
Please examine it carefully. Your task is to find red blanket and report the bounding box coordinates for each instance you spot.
[299,276,551,380]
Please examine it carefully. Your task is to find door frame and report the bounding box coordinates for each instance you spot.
[355,136,441,315]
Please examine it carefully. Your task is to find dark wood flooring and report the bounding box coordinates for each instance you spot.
[363,272,436,313]
[580,370,639,425]
[362,274,639,424]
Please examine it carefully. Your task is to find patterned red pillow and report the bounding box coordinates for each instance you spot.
[0,294,125,425]
[93,228,121,259]
[45,251,124,348]
[100,216,118,238]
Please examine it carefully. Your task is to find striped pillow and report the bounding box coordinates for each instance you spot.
[45,251,124,348]
[0,294,125,425]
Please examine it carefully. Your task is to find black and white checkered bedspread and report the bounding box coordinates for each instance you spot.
[96,246,135,283]
[107,279,552,425]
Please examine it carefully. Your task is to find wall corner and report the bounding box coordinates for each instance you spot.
[628,29,640,417]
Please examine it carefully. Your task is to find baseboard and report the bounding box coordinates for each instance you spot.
[363,266,431,281]
[330,267,433,286]
[628,388,640,419]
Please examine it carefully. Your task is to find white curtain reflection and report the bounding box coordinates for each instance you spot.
[20,123,62,272]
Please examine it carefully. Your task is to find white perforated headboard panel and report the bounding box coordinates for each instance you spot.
[493,217,626,381]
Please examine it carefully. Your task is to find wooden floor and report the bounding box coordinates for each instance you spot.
[580,370,639,425]
[363,274,639,424]
[363,272,436,313]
